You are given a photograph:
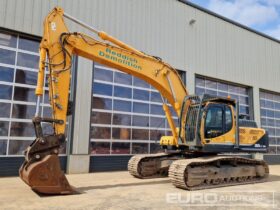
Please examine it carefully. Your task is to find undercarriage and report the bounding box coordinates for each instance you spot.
[128,152,269,190]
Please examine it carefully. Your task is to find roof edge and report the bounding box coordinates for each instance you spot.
[177,0,280,44]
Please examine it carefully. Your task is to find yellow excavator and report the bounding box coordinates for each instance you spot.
[19,7,269,194]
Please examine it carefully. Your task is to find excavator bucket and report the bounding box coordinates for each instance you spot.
[19,154,73,194]
[19,117,74,195]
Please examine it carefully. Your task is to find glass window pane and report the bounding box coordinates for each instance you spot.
[0,31,17,48]
[0,66,14,82]
[218,83,228,91]
[205,80,217,89]
[276,129,280,137]
[18,36,39,52]
[112,128,131,140]
[229,93,239,101]
[267,110,274,118]
[15,69,37,85]
[91,112,111,124]
[150,117,165,128]
[43,106,52,118]
[133,102,149,113]
[195,77,205,87]
[90,126,111,139]
[239,96,249,105]
[133,77,149,88]
[17,53,39,69]
[270,137,277,145]
[266,93,274,100]
[0,48,16,65]
[238,87,247,95]
[275,102,280,110]
[10,122,34,137]
[12,104,36,119]
[14,86,36,102]
[114,86,132,98]
[0,121,9,136]
[150,104,164,116]
[275,111,280,119]
[151,92,162,102]
[260,99,265,108]
[111,142,130,154]
[240,106,249,115]
[114,71,132,85]
[90,141,110,154]
[8,140,33,155]
[225,106,232,132]
[260,118,267,126]
[94,68,113,82]
[132,115,149,127]
[44,90,49,104]
[196,87,205,96]
[133,89,149,101]
[0,103,11,118]
[132,129,149,140]
[267,119,275,127]
[205,89,217,95]
[274,95,280,102]
[92,97,112,110]
[132,143,148,154]
[218,91,228,97]
[0,140,7,155]
[268,127,276,136]
[150,130,165,140]
[228,85,239,93]
[205,106,223,137]
[0,84,12,100]
[114,100,131,112]
[260,92,265,99]
[113,113,131,126]
[93,83,112,96]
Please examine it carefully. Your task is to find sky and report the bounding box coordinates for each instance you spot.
[189,0,280,40]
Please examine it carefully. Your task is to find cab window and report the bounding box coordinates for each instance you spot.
[205,106,223,138]
[204,104,233,138]
[225,106,232,132]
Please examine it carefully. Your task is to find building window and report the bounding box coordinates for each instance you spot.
[0,30,70,156]
[260,90,280,154]
[195,76,252,118]
[90,64,185,155]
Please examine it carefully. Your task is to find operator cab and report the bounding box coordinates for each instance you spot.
[180,94,268,153]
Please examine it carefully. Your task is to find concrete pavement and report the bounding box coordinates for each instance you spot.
[0,165,280,210]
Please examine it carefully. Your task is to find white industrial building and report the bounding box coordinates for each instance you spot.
[0,0,279,175]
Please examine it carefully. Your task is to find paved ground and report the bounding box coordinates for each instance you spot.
[1,165,280,210]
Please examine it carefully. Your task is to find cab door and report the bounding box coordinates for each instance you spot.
[201,103,234,145]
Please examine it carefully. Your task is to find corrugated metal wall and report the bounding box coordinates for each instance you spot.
[0,0,280,173]
[0,0,279,92]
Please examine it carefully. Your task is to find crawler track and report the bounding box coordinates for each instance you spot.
[169,156,269,190]
[128,153,182,178]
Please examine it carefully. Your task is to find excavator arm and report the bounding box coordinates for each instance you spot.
[19,7,188,194]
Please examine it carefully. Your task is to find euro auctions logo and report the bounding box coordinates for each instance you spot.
[166,191,276,207]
